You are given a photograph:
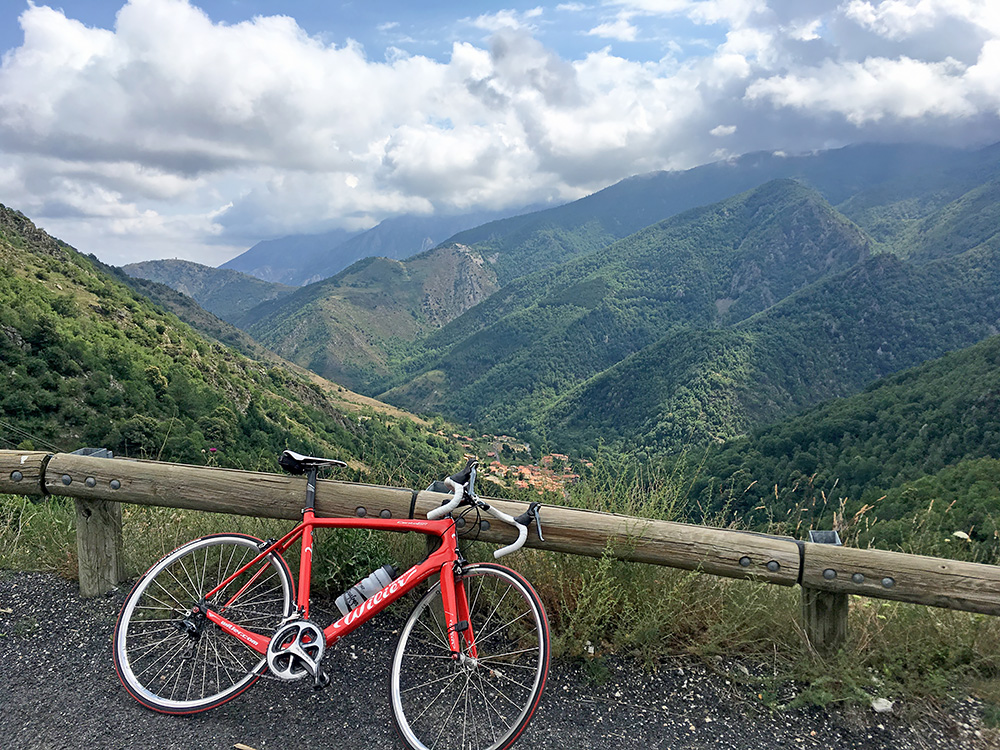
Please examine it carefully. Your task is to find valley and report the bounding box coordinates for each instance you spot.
[16,140,1000,556]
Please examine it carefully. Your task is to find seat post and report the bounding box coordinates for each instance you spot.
[305,468,318,511]
[296,467,320,618]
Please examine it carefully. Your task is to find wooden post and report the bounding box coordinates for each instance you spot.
[66,448,123,598]
[801,530,848,657]
[75,497,124,597]
[802,587,848,657]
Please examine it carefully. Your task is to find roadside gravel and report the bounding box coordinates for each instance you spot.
[0,571,992,750]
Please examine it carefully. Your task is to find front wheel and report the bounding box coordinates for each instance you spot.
[390,563,550,750]
[113,533,294,714]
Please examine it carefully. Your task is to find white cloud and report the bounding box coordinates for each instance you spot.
[0,0,998,266]
[468,8,542,33]
[588,13,639,41]
[746,56,978,123]
[843,0,1000,41]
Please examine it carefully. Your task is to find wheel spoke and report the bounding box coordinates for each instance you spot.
[390,564,548,750]
[115,535,292,713]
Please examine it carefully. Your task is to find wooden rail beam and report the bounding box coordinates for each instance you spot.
[802,542,1000,616]
[4,450,1000,630]
[0,451,50,496]
[39,452,802,589]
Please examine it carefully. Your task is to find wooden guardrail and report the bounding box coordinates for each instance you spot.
[3,450,1000,656]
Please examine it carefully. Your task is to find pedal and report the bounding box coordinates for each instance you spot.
[313,669,330,690]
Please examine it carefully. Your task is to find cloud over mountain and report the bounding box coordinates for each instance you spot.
[0,0,998,265]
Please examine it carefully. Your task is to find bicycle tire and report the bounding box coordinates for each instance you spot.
[390,563,550,750]
[114,533,294,714]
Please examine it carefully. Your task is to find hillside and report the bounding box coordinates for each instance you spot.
[384,180,872,432]
[242,243,500,390]
[102,261,281,364]
[122,259,294,324]
[0,204,459,482]
[687,333,1000,558]
[542,244,1000,454]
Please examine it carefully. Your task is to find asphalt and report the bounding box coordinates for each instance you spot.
[0,571,993,750]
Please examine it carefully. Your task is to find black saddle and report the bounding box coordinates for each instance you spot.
[279,450,348,475]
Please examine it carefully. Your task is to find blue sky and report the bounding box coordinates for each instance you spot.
[1,1,999,266]
[0,2,726,67]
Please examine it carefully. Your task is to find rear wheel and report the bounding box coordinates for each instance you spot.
[390,563,549,750]
[114,533,294,714]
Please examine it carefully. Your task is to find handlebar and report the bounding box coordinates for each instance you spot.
[426,475,466,520]
[426,461,542,558]
[480,501,529,559]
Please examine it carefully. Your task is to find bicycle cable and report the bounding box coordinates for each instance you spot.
[454,500,484,557]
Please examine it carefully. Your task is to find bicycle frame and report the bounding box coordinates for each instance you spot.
[198,507,477,660]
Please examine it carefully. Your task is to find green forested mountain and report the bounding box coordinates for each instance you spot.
[542,244,1000,454]
[687,333,1000,558]
[123,258,294,324]
[242,244,500,390]
[240,142,998,401]
[384,180,872,432]
[0,204,459,482]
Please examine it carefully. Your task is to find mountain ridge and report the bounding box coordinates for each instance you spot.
[123,258,294,324]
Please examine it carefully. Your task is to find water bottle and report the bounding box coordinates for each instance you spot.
[335,564,398,616]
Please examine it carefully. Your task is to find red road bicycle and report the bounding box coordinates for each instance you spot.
[113,451,550,750]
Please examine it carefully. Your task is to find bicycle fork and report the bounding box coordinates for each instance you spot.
[443,564,480,662]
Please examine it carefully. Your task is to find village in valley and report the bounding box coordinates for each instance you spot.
[444,432,591,496]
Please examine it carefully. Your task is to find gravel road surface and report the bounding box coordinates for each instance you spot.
[0,571,992,750]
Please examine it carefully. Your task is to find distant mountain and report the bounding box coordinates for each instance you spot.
[220,226,361,285]
[244,142,998,395]
[224,143,975,291]
[242,243,500,390]
[123,259,294,324]
[446,142,973,285]
[222,208,533,286]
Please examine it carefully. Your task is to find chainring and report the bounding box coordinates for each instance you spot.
[266,619,326,681]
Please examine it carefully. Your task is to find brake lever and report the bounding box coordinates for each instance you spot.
[514,502,545,542]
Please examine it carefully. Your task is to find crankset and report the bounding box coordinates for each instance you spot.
[266,619,327,685]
